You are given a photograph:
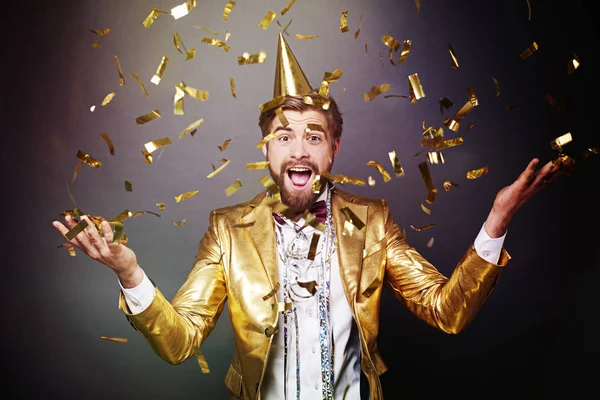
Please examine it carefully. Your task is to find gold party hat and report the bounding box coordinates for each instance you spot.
[273,33,312,97]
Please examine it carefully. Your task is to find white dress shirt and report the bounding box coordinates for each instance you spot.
[120,191,506,399]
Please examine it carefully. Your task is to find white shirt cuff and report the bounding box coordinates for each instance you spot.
[474,223,507,265]
[118,269,155,315]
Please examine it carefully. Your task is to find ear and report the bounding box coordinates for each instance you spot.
[333,138,341,156]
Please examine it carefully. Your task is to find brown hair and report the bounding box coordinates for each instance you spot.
[258,91,343,146]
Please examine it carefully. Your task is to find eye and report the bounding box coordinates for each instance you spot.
[278,135,290,142]
[308,135,322,142]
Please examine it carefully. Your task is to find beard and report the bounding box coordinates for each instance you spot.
[269,159,329,212]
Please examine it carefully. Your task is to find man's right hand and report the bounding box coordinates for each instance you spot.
[52,215,144,288]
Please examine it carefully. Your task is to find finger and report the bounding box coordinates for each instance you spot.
[52,220,84,250]
[81,215,107,251]
[102,220,117,246]
[529,160,556,189]
[518,158,539,185]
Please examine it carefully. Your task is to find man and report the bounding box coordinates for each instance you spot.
[52,34,567,399]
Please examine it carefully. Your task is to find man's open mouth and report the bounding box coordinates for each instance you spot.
[286,167,313,189]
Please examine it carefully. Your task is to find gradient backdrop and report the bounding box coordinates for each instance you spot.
[4,0,599,398]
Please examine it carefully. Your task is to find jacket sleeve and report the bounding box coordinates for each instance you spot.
[382,200,511,334]
[118,210,227,364]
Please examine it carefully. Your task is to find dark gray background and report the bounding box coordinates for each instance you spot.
[3,0,599,398]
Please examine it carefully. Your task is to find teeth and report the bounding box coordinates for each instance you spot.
[289,168,310,172]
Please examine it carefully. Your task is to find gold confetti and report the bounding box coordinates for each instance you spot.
[229,77,237,98]
[312,174,322,193]
[225,179,242,196]
[364,83,390,101]
[295,34,319,40]
[144,137,172,153]
[418,162,437,204]
[323,69,344,83]
[262,283,280,300]
[65,218,88,241]
[207,159,231,179]
[354,28,361,39]
[177,81,209,101]
[439,97,454,115]
[276,19,293,36]
[245,161,270,170]
[307,123,324,132]
[341,207,365,230]
[274,107,289,128]
[426,237,435,248]
[435,137,464,151]
[414,0,420,13]
[259,96,285,113]
[298,280,318,295]
[71,161,83,183]
[90,28,110,36]
[156,202,165,210]
[218,138,234,151]
[256,132,276,148]
[174,85,185,115]
[259,175,280,196]
[99,133,115,156]
[448,43,459,68]
[201,37,230,52]
[525,0,532,21]
[318,81,329,97]
[321,171,366,186]
[520,42,539,60]
[151,56,169,85]
[276,301,293,312]
[238,51,267,65]
[568,53,580,75]
[178,118,204,138]
[131,72,149,97]
[259,10,276,29]
[466,166,489,179]
[418,198,431,215]
[443,97,477,132]
[368,176,375,186]
[382,34,400,51]
[174,190,199,203]
[100,336,128,343]
[280,0,296,15]
[492,77,500,97]
[384,94,408,99]
[550,132,573,151]
[388,150,405,177]
[366,161,391,182]
[397,40,411,64]
[185,48,195,61]
[114,56,125,86]
[408,73,426,103]
[76,150,102,168]
[340,10,349,33]
[66,182,76,205]
[124,180,132,192]
[101,92,116,106]
[410,223,435,232]
[90,105,96,112]
[135,109,161,125]
[171,0,196,19]
[225,30,231,41]
[143,9,159,28]
[427,151,445,164]
[466,121,476,132]
[194,25,219,36]
[467,86,479,107]
[443,181,459,191]
[173,219,187,226]
[92,42,100,48]
[59,242,76,256]
[222,1,235,20]
[173,32,185,54]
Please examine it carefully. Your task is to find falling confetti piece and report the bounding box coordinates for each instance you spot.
[382,34,400,51]
[222,1,235,20]
[178,118,204,138]
[136,109,161,125]
[550,132,573,152]
[368,176,375,186]
[229,77,237,98]
[59,242,76,256]
[201,37,230,52]
[245,161,270,170]
[156,202,165,210]
[99,133,115,155]
[364,83,390,101]
[414,0,420,13]
[173,219,187,226]
[397,40,412,64]
[90,28,110,36]
[418,162,437,203]
[151,56,169,85]
[295,34,319,40]
[520,42,539,60]
[225,179,243,196]
[174,190,199,203]
[101,92,116,106]
[194,347,210,373]
[275,107,289,127]
[124,180,132,192]
[418,198,431,215]
[218,138,234,151]
[76,150,102,168]
[443,181,459,191]
[100,336,128,343]
[388,151,405,177]
[568,53,580,75]
[171,0,196,19]
[340,10,349,32]
[71,161,83,183]
[237,51,267,65]
[410,223,435,232]
[174,85,185,115]
[448,43,459,68]
[259,10,276,29]
[131,72,149,97]
[280,0,295,15]
[525,0,532,21]
[90,105,96,112]
[142,9,160,28]
[466,166,488,179]
[256,132,276,148]
[366,161,391,182]
[426,237,435,248]
[207,159,231,179]
[114,56,125,86]
[144,137,172,153]
[65,219,88,241]
[408,73,426,103]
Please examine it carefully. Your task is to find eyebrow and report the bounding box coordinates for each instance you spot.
[273,126,292,133]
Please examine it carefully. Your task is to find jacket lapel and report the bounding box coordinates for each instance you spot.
[332,189,368,309]
[240,191,279,289]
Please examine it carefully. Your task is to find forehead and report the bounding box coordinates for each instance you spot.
[270,109,329,133]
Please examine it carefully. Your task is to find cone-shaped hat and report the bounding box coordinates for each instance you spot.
[273,33,312,97]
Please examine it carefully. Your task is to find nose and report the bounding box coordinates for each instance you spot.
[290,137,309,159]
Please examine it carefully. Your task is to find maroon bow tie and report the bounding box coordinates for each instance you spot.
[273,200,327,225]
